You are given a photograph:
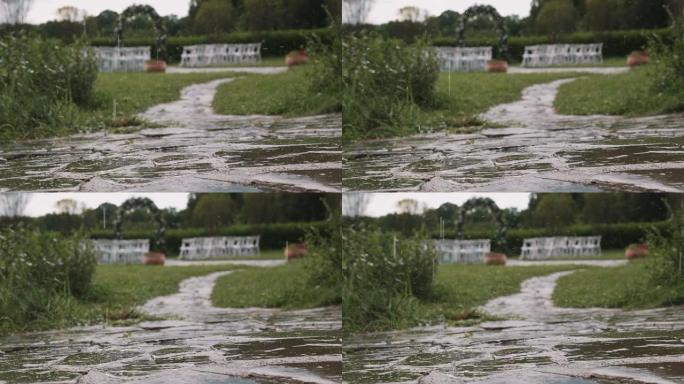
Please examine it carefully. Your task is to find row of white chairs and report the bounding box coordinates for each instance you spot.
[521,236,602,260]
[433,239,491,264]
[434,46,492,72]
[93,239,149,264]
[179,236,261,260]
[90,46,151,72]
[180,44,262,67]
[522,44,603,67]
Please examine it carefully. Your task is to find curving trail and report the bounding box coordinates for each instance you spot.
[0,269,342,384]
[345,269,684,384]
[345,76,684,193]
[0,73,341,193]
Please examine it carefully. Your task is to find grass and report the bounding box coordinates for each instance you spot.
[81,72,239,130]
[212,260,339,309]
[345,72,576,140]
[553,260,684,309]
[0,264,237,335]
[212,66,341,117]
[421,264,580,324]
[424,72,578,130]
[554,66,684,116]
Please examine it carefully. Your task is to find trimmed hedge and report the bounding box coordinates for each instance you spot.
[90,28,335,63]
[432,28,672,62]
[89,221,326,255]
[431,221,668,256]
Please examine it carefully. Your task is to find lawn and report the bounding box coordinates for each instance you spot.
[345,72,576,139]
[81,72,240,131]
[554,66,684,116]
[423,264,580,323]
[553,261,684,309]
[212,66,341,117]
[212,260,340,309]
[0,264,238,335]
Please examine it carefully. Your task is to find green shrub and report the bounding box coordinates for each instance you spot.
[0,33,97,139]
[306,20,342,110]
[303,209,342,303]
[343,33,439,139]
[0,226,97,333]
[647,213,684,285]
[343,225,437,331]
[648,11,684,94]
[90,28,335,63]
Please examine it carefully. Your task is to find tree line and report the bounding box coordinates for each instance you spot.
[0,193,340,234]
[349,193,682,236]
[0,0,341,42]
[345,0,683,42]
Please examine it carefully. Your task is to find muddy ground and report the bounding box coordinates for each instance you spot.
[0,71,341,193]
[345,72,684,192]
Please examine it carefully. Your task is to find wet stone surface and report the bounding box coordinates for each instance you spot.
[345,78,684,192]
[344,270,684,384]
[0,271,342,384]
[0,77,341,193]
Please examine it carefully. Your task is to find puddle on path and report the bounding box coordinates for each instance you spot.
[344,270,684,384]
[345,78,684,192]
[0,77,341,193]
[0,271,342,384]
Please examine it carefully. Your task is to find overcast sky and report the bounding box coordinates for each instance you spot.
[21,193,190,217]
[366,0,531,24]
[364,193,531,217]
[26,0,189,24]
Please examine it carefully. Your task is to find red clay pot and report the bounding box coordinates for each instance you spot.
[486,60,508,73]
[626,244,648,260]
[627,51,649,67]
[284,243,307,261]
[144,252,166,266]
[485,252,507,266]
[285,50,309,67]
[144,60,167,73]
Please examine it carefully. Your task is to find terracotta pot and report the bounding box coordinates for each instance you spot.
[144,60,167,73]
[627,51,649,67]
[144,252,166,266]
[484,252,507,266]
[626,244,648,260]
[284,243,307,261]
[285,50,309,67]
[486,60,508,73]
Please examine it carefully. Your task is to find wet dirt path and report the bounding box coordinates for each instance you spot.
[344,269,684,384]
[0,74,341,193]
[0,269,342,384]
[345,77,684,192]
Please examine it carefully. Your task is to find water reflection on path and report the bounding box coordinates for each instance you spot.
[345,78,684,192]
[344,271,684,384]
[0,77,341,192]
[0,271,342,384]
